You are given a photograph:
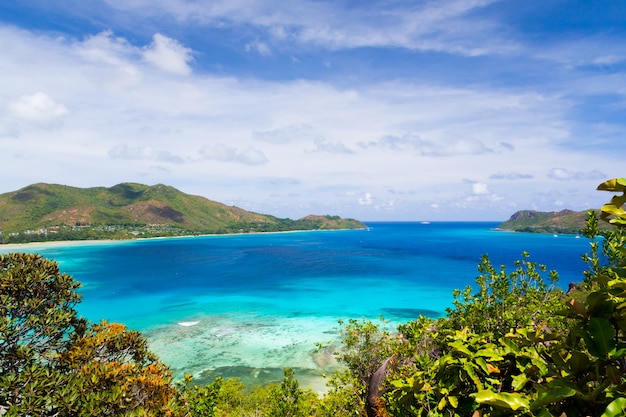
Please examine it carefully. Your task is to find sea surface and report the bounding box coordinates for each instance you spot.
[1,222,592,391]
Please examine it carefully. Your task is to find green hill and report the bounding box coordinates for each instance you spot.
[497,209,607,234]
[0,183,366,244]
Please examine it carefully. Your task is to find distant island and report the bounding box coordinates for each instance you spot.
[497,209,609,234]
[0,183,366,244]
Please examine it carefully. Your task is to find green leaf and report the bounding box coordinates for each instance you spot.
[449,339,473,357]
[597,178,626,192]
[565,350,591,374]
[511,374,530,391]
[500,337,520,354]
[602,397,626,417]
[474,357,489,374]
[463,362,484,390]
[473,390,530,411]
[530,387,576,410]
[602,204,626,219]
[587,317,616,358]
[475,348,504,360]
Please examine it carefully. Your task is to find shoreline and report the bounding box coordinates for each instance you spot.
[0,227,369,252]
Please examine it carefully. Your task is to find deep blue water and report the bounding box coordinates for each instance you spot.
[1,222,592,386]
[3,222,589,327]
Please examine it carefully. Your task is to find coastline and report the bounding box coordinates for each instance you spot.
[0,238,122,252]
[0,227,369,252]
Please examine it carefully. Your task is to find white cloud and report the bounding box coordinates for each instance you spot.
[199,144,268,165]
[253,124,314,144]
[472,182,489,195]
[360,134,493,157]
[358,192,373,205]
[245,40,272,56]
[547,168,606,181]
[108,145,185,164]
[490,171,533,180]
[308,138,352,154]
[75,30,134,66]
[143,33,193,75]
[100,0,515,57]
[8,91,69,124]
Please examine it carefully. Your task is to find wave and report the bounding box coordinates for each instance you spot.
[177,320,200,327]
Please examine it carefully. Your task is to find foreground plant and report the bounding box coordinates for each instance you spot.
[0,253,182,416]
[378,178,626,416]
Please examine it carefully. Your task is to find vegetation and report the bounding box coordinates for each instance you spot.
[373,178,626,416]
[0,253,181,415]
[2,178,626,416]
[0,182,366,244]
[497,209,610,234]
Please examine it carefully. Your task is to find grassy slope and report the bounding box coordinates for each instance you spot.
[0,183,365,239]
[497,209,607,234]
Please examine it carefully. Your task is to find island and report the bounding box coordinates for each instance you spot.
[496,209,610,234]
[0,183,366,244]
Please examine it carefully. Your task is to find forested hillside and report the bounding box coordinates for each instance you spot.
[0,183,365,243]
[497,208,610,234]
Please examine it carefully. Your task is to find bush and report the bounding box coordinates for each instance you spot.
[0,253,181,416]
[379,178,626,417]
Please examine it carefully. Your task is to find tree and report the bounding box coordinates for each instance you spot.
[0,253,86,415]
[0,253,182,416]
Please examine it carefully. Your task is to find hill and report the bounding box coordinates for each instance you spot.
[497,209,605,234]
[0,183,366,244]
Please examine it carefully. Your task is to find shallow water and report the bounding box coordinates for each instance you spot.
[1,222,591,391]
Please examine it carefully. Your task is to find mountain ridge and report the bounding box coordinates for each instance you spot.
[0,183,366,244]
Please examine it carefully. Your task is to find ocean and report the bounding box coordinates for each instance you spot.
[0,222,591,390]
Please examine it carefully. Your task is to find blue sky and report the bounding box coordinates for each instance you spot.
[1,0,625,221]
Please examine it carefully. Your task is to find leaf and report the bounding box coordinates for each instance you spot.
[602,397,626,417]
[474,357,489,374]
[511,374,529,391]
[448,396,459,408]
[608,194,626,209]
[530,387,576,410]
[463,362,484,390]
[437,396,447,410]
[597,178,626,192]
[565,350,591,374]
[587,317,616,358]
[475,348,504,361]
[473,390,530,411]
[487,363,500,374]
[566,298,587,316]
[449,339,473,357]
[499,337,520,354]
[601,204,626,219]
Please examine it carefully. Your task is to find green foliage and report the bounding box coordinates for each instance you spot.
[176,374,222,417]
[314,318,403,417]
[333,319,399,388]
[267,367,316,417]
[0,253,86,414]
[316,370,363,417]
[0,253,182,416]
[447,252,563,339]
[378,178,626,417]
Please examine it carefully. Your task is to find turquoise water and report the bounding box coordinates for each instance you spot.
[1,222,591,390]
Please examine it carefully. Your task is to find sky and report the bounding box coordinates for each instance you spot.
[1,1,625,221]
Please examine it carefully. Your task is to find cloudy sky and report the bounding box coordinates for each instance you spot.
[1,1,625,221]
